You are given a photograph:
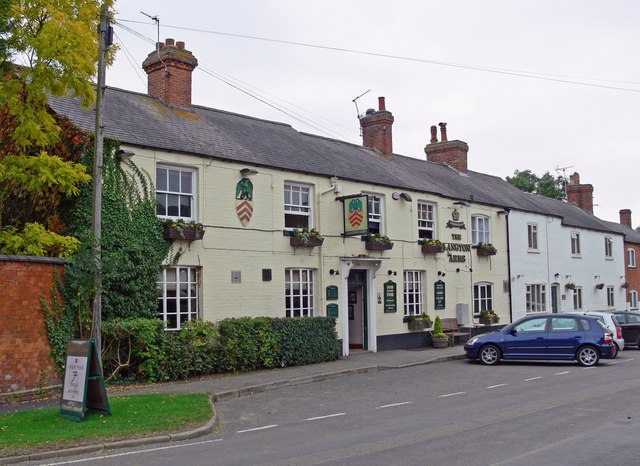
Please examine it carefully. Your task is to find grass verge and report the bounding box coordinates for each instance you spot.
[0,393,212,457]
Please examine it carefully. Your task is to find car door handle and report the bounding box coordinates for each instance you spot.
[536,337,544,339]
[574,335,582,338]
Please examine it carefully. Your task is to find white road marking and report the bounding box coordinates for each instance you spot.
[524,376,542,381]
[486,383,507,389]
[439,391,466,398]
[237,424,278,433]
[304,413,346,421]
[41,439,222,465]
[554,371,570,375]
[377,402,412,409]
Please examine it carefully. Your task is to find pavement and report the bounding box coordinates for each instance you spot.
[0,345,466,464]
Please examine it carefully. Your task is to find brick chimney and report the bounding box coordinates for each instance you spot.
[566,172,594,214]
[142,38,198,107]
[360,97,394,159]
[620,209,632,228]
[424,123,469,173]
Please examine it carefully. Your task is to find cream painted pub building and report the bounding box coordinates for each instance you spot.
[50,39,629,355]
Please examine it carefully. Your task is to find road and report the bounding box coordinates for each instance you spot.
[32,352,640,465]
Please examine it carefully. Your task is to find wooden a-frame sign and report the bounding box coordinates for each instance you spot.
[60,339,111,421]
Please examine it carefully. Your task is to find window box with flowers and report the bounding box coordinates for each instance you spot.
[290,228,324,247]
[420,238,445,254]
[365,233,394,251]
[479,309,500,325]
[162,219,205,241]
[404,312,432,331]
[476,242,497,256]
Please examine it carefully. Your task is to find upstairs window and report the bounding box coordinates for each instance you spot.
[156,166,195,220]
[571,232,581,255]
[604,237,613,258]
[367,194,384,234]
[629,248,637,268]
[418,202,436,239]
[527,223,538,250]
[471,216,490,245]
[284,183,312,230]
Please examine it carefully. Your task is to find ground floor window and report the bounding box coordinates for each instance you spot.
[607,286,615,308]
[157,267,200,330]
[403,270,424,316]
[285,268,314,317]
[473,283,493,315]
[526,284,546,313]
[630,290,638,309]
[573,287,583,311]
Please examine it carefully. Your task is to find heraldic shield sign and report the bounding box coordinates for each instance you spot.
[341,194,368,236]
[235,177,254,226]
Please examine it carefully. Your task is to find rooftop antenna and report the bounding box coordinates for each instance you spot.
[352,89,371,119]
[141,11,167,73]
[555,165,574,199]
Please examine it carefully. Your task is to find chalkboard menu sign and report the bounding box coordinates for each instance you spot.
[384,280,397,313]
[61,339,111,421]
[434,280,446,310]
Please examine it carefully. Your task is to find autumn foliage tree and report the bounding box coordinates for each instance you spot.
[0,0,113,256]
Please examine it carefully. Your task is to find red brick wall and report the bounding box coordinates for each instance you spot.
[425,140,469,173]
[0,256,64,395]
[625,243,640,307]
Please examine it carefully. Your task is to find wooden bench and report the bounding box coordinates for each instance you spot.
[441,318,471,346]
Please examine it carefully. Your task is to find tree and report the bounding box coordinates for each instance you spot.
[506,169,566,200]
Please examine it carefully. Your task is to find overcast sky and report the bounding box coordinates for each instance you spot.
[108,0,640,227]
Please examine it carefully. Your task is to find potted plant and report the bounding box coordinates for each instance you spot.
[162,219,205,241]
[595,283,605,290]
[565,282,576,290]
[420,238,445,254]
[479,309,499,325]
[290,228,324,247]
[365,233,394,251]
[431,315,449,348]
[622,282,630,289]
[476,242,497,256]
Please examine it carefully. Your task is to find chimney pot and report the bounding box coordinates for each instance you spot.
[430,125,438,143]
[439,122,448,142]
[176,41,185,50]
[378,96,386,111]
[165,38,175,46]
[157,41,165,49]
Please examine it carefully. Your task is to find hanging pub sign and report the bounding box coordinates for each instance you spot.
[434,280,446,310]
[60,339,111,422]
[340,194,369,236]
[384,280,397,313]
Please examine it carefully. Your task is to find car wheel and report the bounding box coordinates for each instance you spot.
[576,346,600,367]
[479,344,500,365]
[611,343,619,359]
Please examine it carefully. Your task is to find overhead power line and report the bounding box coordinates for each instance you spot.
[117,18,640,93]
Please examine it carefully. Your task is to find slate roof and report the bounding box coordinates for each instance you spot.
[601,220,640,245]
[48,86,622,236]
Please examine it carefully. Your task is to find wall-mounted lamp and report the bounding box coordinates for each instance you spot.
[453,200,470,206]
[554,273,560,278]
[437,271,446,277]
[594,275,600,280]
[387,270,397,276]
[392,192,413,202]
[497,210,508,215]
[116,149,135,160]
[456,268,473,273]
[240,168,258,177]
[329,269,339,275]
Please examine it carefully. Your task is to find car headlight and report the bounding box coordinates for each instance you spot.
[466,336,479,345]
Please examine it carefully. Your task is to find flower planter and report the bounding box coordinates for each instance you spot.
[476,248,496,256]
[479,317,498,326]
[163,226,205,241]
[365,241,394,251]
[432,336,449,348]
[290,236,324,247]
[421,244,445,254]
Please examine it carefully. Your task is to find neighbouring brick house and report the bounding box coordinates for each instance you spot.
[603,210,640,310]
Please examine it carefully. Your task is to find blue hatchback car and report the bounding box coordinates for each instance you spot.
[465,314,615,367]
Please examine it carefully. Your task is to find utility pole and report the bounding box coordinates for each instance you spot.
[91,2,112,363]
